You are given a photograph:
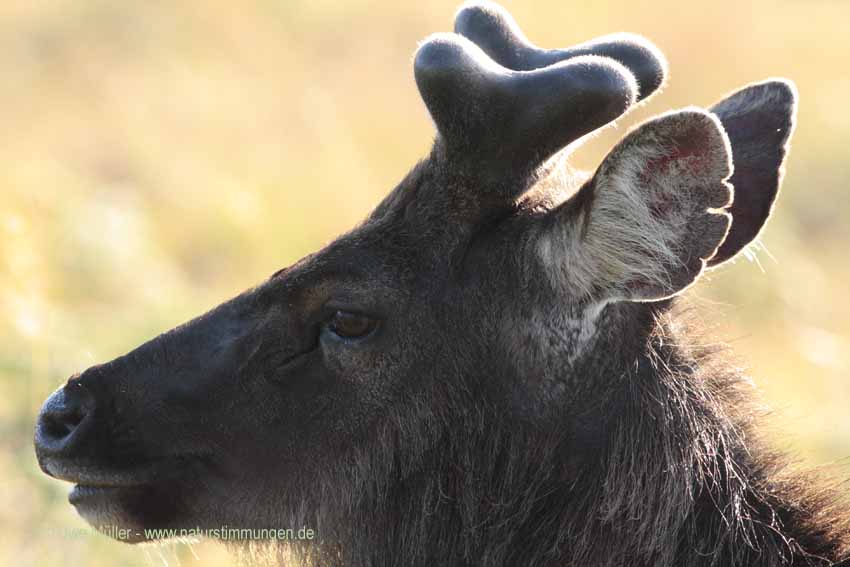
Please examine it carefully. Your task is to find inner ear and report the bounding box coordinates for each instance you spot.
[538,109,733,303]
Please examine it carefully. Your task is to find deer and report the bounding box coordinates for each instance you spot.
[34,2,849,566]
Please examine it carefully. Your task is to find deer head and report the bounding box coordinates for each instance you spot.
[34,1,796,561]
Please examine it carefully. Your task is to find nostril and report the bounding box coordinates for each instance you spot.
[43,406,86,440]
[35,379,96,455]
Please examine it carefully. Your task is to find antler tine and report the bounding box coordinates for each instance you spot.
[415,33,637,196]
[455,1,667,102]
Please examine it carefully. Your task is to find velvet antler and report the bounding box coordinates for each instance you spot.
[414,2,667,200]
[454,2,667,102]
[415,35,637,195]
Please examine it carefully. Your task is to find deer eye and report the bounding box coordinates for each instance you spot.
[326,310,378,340]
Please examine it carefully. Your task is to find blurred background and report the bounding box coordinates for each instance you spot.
[1,0,848,565]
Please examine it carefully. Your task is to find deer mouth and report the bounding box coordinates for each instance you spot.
[39,449,196,490]
[39,454,199,542]
[68,483,149,517]
[40,457,162,486]
[68,481,176,543]
[67,474,190,543]
[70,483,136,502]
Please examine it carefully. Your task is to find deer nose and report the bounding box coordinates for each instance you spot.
[34,377,96,458]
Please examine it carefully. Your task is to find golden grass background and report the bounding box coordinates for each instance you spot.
[2,1,848,565]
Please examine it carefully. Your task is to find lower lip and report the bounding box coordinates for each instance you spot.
[69,484,129,505]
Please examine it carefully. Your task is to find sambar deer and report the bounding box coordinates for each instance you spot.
[35,2,849,565]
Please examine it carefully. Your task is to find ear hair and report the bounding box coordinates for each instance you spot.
[537,109,733,303]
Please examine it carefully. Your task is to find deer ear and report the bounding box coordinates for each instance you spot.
[706,79,797,267]
[539,109,733,302]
